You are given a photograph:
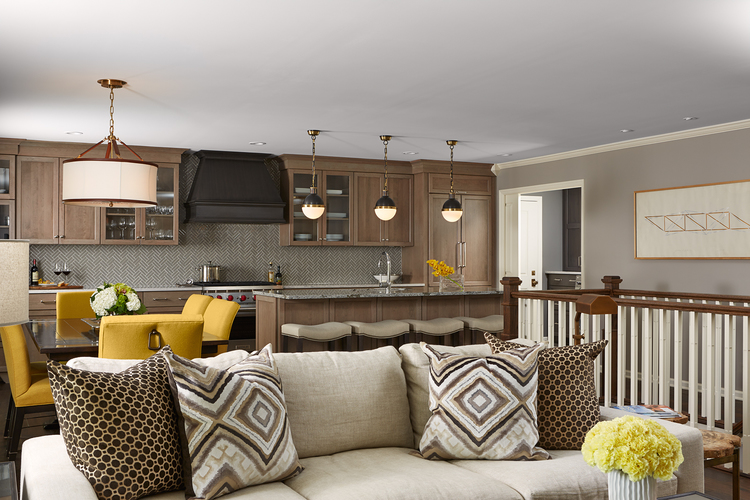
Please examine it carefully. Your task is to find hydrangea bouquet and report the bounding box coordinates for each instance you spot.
[90,282,147,318]
[582,415,684,482]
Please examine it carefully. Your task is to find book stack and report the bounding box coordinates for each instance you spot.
[611,404,683,419]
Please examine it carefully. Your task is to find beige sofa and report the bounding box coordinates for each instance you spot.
[20,343,704,500]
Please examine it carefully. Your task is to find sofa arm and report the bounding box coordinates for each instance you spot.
[599,406,704,494]
[20,435,98,500]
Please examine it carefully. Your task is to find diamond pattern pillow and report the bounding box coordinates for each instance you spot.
[47,347,184,500]
[484,333,608,450]
[418,342,549,461]
[164,344,302,500]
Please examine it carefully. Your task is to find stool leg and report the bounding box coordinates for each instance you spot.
[327,340,335,351]
[358,335,364,352]
[297,338,304,353]
[345,336,352,352]
[282,336,289,353]
[733,447,740,500]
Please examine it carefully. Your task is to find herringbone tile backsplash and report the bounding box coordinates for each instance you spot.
[30,153,402,289]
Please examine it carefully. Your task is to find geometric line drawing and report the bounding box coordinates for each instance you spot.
[645,211,750,232]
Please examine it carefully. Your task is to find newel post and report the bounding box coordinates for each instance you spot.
[601,275,622,404]
[601,275,623,297]
[501,277,522,340]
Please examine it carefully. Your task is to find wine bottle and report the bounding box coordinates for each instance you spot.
[267,261,274,283]
[275,265,282,285]
[30,259,39,286]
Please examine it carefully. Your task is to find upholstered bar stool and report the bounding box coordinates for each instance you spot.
[454,315,504,344]
[403,318,464,346]
[281,322,353,352]
[343,320,411,351]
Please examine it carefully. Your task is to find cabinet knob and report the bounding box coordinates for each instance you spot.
[59,235,65,239]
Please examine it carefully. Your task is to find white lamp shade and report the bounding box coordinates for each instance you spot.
[302,205,325,219]
[442,208,463,222]
[62,158,158,207]
[375,207,397,221]
[0,240,30,326]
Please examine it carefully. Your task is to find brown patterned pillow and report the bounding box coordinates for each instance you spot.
[47,347,184,500]
[484,332,608,450]
[418,342,549,461]
[164,344,303,500]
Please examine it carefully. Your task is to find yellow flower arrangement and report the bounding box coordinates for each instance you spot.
[426,259,464,291]
[582,415,684,482]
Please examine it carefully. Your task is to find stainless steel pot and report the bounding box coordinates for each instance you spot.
[198,261,221,282]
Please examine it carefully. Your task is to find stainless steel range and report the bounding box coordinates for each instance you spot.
[194,280,277,351]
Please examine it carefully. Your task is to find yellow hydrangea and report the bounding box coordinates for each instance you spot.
[581,415,684,482]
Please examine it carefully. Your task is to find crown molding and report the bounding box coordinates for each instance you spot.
[492,118,750,173]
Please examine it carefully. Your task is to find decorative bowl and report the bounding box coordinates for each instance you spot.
[373,274,400,284]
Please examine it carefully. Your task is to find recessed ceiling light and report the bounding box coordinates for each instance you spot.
[248,141,266,146]
[402,151,418,155]
[500,153,513,157]
[683,117,698,121]
[66,131,83,135]
[620,129,634,133]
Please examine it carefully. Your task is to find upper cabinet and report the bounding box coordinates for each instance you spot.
[0,155,15,200]
[101,164,179,245]
[353,172,413,246]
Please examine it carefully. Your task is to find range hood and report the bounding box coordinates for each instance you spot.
[184,150,286,224]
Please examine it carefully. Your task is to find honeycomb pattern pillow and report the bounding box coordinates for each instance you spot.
[47,347,184,500]
[164,344,303,500]
[418,342,549,461]
[484,332,608,450]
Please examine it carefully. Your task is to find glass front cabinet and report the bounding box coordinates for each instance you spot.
[0,156,14,200]
[100,164,179,245]
[282,170,352,246]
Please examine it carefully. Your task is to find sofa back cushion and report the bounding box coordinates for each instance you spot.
[399,342,492,447]
[273,346,413,458]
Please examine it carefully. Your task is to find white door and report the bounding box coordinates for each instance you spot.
[518,195,543,291]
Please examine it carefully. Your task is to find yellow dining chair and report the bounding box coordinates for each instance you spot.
[98,314,204,359]
[203,299,240,355]
[56,290,95,319]
[181,294,213,316]
[0,325,56,460]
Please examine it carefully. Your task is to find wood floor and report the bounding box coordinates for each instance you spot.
[0,374,746,499]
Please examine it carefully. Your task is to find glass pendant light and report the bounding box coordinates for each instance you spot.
[302,130,325,219]
[442,140,463,222]
[62,79,157,207]
[374,135,397,221]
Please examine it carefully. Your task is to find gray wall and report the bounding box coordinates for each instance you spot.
[497,127,750,295]
[30,155,401,289]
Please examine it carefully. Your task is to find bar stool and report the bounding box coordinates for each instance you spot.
[403,318,464,346]
[281,322,353,352]
[343,320,410,351]
[454,315,504,344]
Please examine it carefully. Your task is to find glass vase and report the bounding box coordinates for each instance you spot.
[438,273,465,292]
[607,470,656,500]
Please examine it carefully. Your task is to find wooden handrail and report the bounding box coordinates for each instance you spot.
[612,297,750,316]
[614,288,750,304]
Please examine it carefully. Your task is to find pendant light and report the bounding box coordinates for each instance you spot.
[374,135,397,221]
[302,130,325,219]
[442,140,463,222]
[62,79,157,207]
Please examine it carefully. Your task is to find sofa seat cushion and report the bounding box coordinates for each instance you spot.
[452,449,678,500]
[274,346,413,458]
[284,447,523,500]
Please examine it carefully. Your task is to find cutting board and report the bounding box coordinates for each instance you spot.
[29,284,83,290]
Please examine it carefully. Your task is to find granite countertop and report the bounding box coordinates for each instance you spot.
[29,286,203,294]
[255,287,503,300]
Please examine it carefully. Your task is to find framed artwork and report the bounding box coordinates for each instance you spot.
[634,179,750,259]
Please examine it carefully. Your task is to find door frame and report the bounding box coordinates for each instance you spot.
[497,179,585,288]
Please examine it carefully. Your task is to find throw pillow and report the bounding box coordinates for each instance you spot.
[164,344,303,500]
[418,342,549,461]
[47,346,184,500]
[484,332,608,450]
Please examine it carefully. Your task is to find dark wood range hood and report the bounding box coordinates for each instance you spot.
[183,150,286,224]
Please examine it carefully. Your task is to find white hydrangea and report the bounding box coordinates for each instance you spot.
[126,291,141,311]
[91,287,117,316]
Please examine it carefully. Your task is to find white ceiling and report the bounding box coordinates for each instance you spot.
[2,1,750,166]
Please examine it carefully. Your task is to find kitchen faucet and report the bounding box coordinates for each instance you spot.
[377,251,392,293]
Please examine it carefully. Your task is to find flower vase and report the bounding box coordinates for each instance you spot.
[439,273,465,292]
[607,470,656,500]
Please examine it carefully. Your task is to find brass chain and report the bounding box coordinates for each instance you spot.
[108,86,115,141]
[449,142,455,194]
[382,137,389,192]
[310,133,317,189]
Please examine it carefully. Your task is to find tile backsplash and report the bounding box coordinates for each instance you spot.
[29,153,401,289]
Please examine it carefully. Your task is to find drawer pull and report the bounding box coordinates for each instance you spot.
[151,297,170,301]
[177,297,189,301]
[553,278,562,282]
[40,300,57,304]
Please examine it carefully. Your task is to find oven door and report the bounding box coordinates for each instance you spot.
[227,308,256,352]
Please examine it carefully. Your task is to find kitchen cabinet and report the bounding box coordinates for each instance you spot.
[562,188,581,272]
[141,290,200,313]
[16,156,100,244]
[353,172,413,246]
[100,164,179,245]
[0,201,14,240]
[280,170,353,246]
[0,155,15,199]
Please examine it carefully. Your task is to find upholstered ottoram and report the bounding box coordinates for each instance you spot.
[485,333,608,450]
[418,343,549,461]
[164,344,303,500]
[46,347,184,500]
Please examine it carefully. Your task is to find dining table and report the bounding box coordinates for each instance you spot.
[25,318,228,361]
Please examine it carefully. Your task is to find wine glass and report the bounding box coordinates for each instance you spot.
[118,219,127,239]
[146,218,156,239]
[107,219,117,239]
[62,262,71,279]
[53,262,62,279]
[127,220,136,239]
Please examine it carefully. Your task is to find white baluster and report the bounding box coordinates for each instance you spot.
[674,300,683,415]
[688,303,698,426]
[617,305,626,406]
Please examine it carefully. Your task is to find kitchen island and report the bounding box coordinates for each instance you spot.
[255,287,503,352]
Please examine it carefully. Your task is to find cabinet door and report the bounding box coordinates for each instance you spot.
[428,194,461,287]
[58,159,99,244]
[384,174,413,246]
[288,171,321,245]
[0,155,15,199]
[101,207,139,245]
[142,164,179,245]
[562,188,581,271]
[0,201,14,239]
[353,173,384,245]
[17,156,59,243]
[461,195,493,286]
[322,172,352,245]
